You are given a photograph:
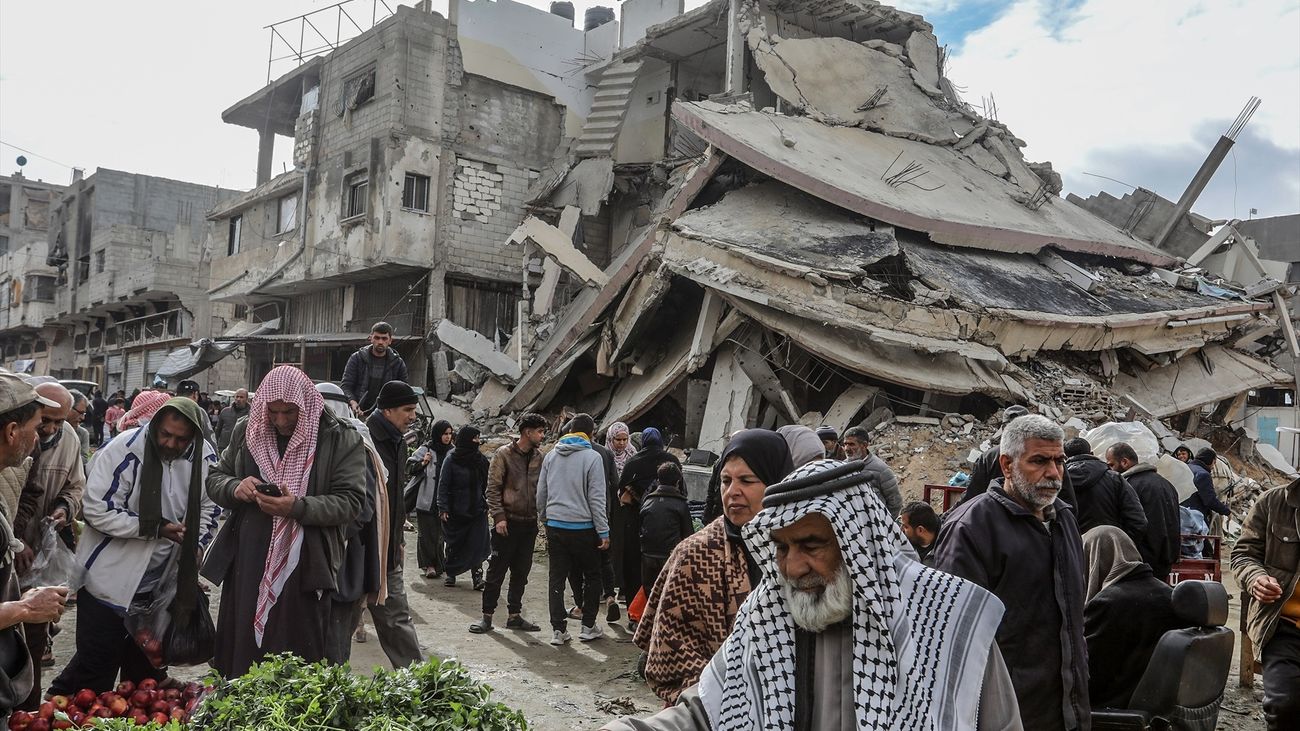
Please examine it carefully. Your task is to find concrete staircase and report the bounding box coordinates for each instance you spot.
[575,60,643,158]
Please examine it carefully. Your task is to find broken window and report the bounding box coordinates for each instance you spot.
[343,173,368,219]
[94,249,105,274]
[445,276,519,340]
[22,274,55,303]
[339,68,376,116]
[277,193,298,233]
[228,215,242,256]
[23,189,49,230]
[402,173,430,212]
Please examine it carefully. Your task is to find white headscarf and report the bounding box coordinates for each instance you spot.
[316,382,385,480]
[699,459,1004,731]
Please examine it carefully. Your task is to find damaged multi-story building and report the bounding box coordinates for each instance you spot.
[42,169,238,393]
[200,0,633,390]
[0,172,65,375]
[419,0,1300,473]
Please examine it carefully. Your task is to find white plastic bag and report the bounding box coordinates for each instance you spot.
[23,519,76,590]
[1156,453,1197,502]
[1081,422,1161,464]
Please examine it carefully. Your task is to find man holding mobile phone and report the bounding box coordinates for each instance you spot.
[202,366,365,678]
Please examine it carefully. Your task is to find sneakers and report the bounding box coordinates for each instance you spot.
[606,598,621,623]
[578,624,604,642]
[505,615,540,632]
[444,575,457,587]
[550,630,572,646]
[469,617,493,634]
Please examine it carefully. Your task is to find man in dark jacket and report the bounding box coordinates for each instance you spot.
[1104,442,1180,580]
[215,388,249,453]
[362,381,424,667]
[471,413,547,634]
[341,322,409,415]
[961,407,1079,510]
[1182,448,1231,524]
[934,414,1090,731]
[1063,437,1146,538]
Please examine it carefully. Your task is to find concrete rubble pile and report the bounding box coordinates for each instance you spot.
[426,0,1298,495]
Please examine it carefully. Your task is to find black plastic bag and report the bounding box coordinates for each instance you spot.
[163,588,215,667]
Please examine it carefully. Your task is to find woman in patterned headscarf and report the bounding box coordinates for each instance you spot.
[202,366,366,678]
[606,422,637,477]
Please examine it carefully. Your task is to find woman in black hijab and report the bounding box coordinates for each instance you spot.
[632,428,794,703]
[413,420,454,579]
[436,426,490,589]
[617,428,681,601]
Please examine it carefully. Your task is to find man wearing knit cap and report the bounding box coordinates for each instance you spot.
[537,412,608,645]
[360,381,424,667]
[814,426,842,460]
[605,458,1020,731]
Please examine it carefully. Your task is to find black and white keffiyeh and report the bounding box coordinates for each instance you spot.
[697,459,1004,730]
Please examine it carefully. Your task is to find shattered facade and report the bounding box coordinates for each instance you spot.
[41,169,239,393]
[463,0,1299,478]
[0,173,66,375]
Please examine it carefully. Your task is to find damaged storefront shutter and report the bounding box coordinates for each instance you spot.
[124,351,145,391]
[106,354,124,395]
[146,348,169,385]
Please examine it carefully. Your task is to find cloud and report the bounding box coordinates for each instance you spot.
[945,0,1300,216]
[1077,122,1300,221]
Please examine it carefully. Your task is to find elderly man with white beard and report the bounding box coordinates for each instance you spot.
[604,459,1022,731]
[933,415,1090,731]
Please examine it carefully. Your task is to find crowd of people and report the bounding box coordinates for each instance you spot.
[0,316,1294,728]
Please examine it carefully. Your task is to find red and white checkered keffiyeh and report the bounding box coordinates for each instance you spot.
[245,366,323,646]
[118,390,171,432]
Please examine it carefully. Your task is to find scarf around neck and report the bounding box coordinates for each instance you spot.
[137,398,209,619]
[245,366,324,646]
[452,425,483,464]
[699,460,1004,731]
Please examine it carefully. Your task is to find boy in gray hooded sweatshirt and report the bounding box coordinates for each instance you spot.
[537,413,608,645]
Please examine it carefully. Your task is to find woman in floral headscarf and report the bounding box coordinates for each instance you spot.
[606,422,637,478]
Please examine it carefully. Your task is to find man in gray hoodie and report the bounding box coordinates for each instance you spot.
[537,413,608,646]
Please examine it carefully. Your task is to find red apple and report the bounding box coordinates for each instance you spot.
[129,690,151,708]
[130,711,148,725]
[106,695,129,717]
[162,688,181,702]
[7,709,33,731]
[26,720,48,731]
[150,712,169,724]
[114,680,134,697]
[36,703,54,721]
[48,697,69,712]
[137,678,157,692]
[169,706,186,721]
[50,720,71,731]
[72,689,97,709]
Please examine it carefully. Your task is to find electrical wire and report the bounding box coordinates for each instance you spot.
[0,140,74,170]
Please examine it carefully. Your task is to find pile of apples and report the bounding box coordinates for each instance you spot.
[8,679,204,729]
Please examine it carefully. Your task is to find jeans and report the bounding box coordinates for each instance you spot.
[547,527,601,632]
[48,589,166,696]
[482,520,538,616]
[1263,620,1300,730]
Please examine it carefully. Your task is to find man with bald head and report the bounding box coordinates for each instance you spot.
[13,382,85,708]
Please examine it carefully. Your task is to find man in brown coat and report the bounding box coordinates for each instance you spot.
[469,413,547,634]
[1231,477,1299,729]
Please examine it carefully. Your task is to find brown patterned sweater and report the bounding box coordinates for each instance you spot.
[634,517,753,703]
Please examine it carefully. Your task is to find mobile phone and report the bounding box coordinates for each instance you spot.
[255,483,283,498]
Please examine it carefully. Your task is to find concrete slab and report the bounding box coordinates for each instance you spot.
[823,383,879,434]
[509,216,610,286]
[435,319,523,381]
[672,101,1177,267]
[697,343,758,454]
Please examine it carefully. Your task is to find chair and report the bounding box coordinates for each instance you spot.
[1167,535,1223,584]
[1092,580,1234,731]
[922,484,966,512]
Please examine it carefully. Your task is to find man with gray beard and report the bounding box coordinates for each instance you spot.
[934,415,1090,731]
[604,459,1022,731]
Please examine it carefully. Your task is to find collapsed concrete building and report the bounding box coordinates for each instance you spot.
[430,0,1299,473]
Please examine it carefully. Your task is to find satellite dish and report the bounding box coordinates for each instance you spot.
[15,155,27,166]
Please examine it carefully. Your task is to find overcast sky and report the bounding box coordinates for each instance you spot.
[1,0,1296,221]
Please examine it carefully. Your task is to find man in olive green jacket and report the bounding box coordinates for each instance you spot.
[202,366,365,677]
[1231,477,1299,729]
